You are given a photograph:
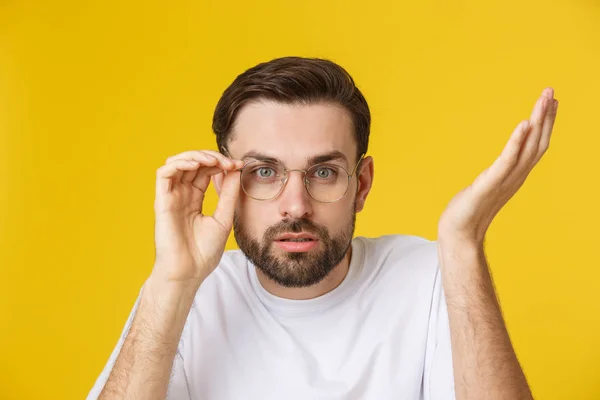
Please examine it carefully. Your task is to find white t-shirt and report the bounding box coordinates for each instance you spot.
[88,234,455,400]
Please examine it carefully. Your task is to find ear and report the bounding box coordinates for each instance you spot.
[212,172,225,196]
[354,156,374,213]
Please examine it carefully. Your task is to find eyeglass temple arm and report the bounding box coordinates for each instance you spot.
[350,153,366,177]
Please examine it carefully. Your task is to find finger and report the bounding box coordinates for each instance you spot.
[186,150,234,168]
[519,94,549,167]
[535,98,559,163]
[188,150,244,189]
[156,160,200,195]
[168,151,219,166]
[167,151,236,171]
[202,149,245,170]
[191,165,225,193]
[499,120,530,166]
[212,170,241,230]
[166,151,237,184]
[166,151,216,164]
[182,157,218,184]
[542,87,554,102]
[164,151,217,184]
[484,120,530,188]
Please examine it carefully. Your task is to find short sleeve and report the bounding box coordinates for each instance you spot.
[423,267,456,400]
[86,288,191,400]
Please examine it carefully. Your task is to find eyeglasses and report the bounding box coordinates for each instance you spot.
[222,148,365,203]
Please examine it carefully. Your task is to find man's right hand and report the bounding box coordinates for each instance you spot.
[97,150,244,399]
[152,150,244,286]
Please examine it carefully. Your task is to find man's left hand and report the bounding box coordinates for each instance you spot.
[438,88,559,246]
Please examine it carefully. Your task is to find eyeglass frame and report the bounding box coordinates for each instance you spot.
[221,147,365,203]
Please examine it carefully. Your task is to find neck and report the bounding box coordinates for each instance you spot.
[255,246,353,300]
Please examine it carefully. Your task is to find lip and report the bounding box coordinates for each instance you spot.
[274,239,319,253]
[274,232,319,241]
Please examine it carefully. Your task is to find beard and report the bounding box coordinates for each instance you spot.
[233,209,356,288]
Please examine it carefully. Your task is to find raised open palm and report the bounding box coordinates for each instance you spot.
[438,88,559,244]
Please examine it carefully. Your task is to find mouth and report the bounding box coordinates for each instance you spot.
[273,232,319,252]
[274,233,319,242]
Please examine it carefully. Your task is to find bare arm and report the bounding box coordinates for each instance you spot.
[438,240,532,400]
[436,87,558,399]
[98,277,199,399]
[95,150,244,399]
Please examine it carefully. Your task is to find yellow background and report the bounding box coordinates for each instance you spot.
[1,0,599,398]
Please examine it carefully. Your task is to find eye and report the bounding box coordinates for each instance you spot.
[248,163,282,181]
[312,166,337,179]
[255,167,275,178]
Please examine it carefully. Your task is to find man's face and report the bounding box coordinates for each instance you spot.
[226,100,368,288]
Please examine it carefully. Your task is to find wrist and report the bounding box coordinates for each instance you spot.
[140,274,200,328]
[149,261,207,292]
[437,231,485,253]
[438,240,484,261]
[437,236,487,274]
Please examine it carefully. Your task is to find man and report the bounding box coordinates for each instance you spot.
[88,57,558,400]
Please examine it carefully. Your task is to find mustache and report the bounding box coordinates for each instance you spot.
[264,219,330,241]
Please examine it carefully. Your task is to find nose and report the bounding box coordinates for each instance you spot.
[278,170,313,219]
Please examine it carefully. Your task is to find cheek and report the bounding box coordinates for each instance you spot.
[314,202,355,230]
[236,199,276,237]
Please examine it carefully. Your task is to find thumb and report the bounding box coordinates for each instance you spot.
[212,170,241,230]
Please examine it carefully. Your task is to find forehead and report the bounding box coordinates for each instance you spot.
[227,100,356,165]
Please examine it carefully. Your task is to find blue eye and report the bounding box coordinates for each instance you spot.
[257,167,274,178]
[313,167,336,179]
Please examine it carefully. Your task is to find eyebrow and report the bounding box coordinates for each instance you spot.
[241,150,349,167]
[308,150,348,166]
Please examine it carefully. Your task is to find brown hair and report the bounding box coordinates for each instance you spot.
[212,56,370,162]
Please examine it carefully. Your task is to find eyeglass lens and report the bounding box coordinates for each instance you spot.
[240,161,350,202]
